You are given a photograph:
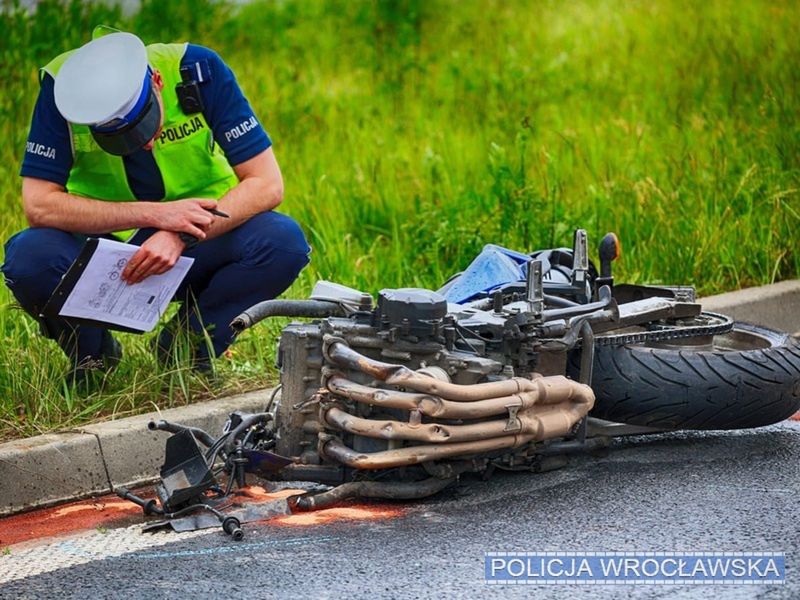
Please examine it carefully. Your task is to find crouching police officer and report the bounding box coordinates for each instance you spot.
[1,29,310,384]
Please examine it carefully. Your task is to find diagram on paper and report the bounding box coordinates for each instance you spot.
[59,238,194,332]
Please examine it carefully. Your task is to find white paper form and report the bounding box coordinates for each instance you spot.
[58,238,194,332]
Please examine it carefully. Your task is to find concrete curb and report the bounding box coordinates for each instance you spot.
[700,279,800,336]
[0,389,269,516]
[1,280,798,517]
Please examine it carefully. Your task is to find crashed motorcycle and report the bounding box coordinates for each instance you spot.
[118,230,800,538]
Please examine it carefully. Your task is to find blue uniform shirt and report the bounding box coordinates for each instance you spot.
[21,44,271,200]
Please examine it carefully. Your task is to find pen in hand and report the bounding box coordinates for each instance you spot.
[177,207,229,249]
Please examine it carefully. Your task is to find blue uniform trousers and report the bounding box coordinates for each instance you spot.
[1,211,309,364]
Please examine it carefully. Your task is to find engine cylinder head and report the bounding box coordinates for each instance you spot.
[377,288,447,337]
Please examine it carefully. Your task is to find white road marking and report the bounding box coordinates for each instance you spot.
[0,525,215,584]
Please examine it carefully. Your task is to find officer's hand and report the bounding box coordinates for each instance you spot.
[153,198,218,239]
[122,231,186,285]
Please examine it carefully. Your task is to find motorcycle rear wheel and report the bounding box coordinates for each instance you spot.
[578,322,800,430]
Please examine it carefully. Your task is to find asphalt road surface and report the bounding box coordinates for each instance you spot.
[2,421,799,599]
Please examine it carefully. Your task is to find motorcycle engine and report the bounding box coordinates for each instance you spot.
[273,287,512,483]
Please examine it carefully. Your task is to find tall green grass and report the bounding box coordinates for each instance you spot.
[1,0,798,439]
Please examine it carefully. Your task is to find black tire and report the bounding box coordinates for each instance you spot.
[571,322,800,430]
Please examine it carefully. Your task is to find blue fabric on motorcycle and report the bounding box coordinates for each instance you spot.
[441,244,531,304]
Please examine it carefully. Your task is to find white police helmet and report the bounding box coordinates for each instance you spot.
[54,32,161,156]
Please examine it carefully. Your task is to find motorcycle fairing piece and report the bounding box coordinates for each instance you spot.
[119,230,800,533]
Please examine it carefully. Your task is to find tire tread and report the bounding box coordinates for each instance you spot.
[569,322,800,430]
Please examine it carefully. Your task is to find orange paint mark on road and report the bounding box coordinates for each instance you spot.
[237,486,303,502]
[0,493,148,547]
[0,486,304,548]
[0,484,402,547]
[273,505,403,527]
[51,499,134,517]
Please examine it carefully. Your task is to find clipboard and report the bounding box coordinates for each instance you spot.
[41,237,193,333]
[41,238,146,333]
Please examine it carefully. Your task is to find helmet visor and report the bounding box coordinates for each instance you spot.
[90,87,161,156]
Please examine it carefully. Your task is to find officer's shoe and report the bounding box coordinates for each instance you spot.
[66,334,123,393]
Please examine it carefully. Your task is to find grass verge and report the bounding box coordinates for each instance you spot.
[0,0,798,439]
